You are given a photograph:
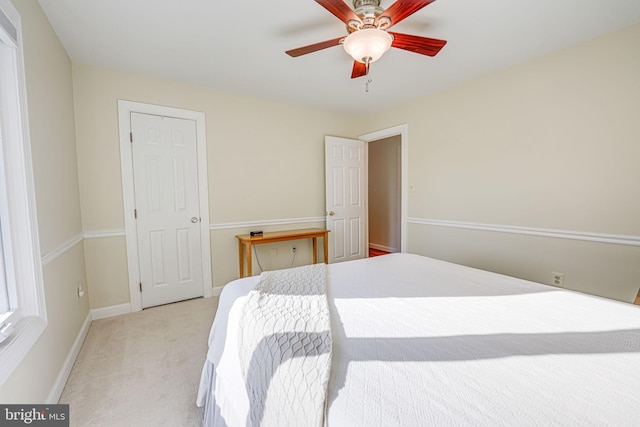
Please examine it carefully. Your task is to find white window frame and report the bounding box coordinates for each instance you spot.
[0,0,47,386]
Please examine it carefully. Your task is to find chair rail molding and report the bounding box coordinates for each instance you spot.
[210,216,325,230]
[407,217,640,247]
[41,217,328,267]
[84,229,126,239]
[41,233,84,266]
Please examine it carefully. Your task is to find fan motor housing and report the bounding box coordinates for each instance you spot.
[353,0,383,18]
[350,0,385,32]
[353,0,381,9]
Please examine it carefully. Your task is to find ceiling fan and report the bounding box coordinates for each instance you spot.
[286,0,447,79]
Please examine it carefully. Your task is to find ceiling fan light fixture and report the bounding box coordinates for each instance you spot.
[343,28,393,64]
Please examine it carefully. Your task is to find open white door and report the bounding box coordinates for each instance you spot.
[325,136,366,263]
[131,112,204,308]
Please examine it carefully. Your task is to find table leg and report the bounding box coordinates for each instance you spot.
[246,243,252,277]
[312,237,317,264]
[323,232,329,264]
[238,240,244,278]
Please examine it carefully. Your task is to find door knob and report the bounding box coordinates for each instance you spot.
[328,211,335,216]
[191,217,199,223]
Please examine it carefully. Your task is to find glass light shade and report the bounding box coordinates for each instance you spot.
[343,28,393,64]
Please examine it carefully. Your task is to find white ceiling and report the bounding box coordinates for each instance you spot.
[38,0,640,116]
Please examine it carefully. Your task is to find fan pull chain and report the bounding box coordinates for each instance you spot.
[365,77,372,92]
[364,61,372,92]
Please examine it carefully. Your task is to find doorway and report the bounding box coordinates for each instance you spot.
[360,124,408,255]
[367,135,401,256]
[118,101,212,311]
[324,125,407,263]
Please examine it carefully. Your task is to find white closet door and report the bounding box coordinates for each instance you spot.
[131,112,203,308]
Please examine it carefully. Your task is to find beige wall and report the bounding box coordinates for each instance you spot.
[363,23,640,302]
[18,0,83,254]
[0,245,89,402]
[0,0,89,402]
[72,64,363,306]
[83,237,130,309]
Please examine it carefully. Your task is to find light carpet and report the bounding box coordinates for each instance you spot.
[59,297,218,427]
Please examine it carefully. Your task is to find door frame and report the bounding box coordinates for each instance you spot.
[117,100,212,312]
[359,124,408,253]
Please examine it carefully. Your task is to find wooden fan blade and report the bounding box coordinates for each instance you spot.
[351,61,368,79]
[315,0,360,25]
[390,32,447,56]
[286,36,344,57]
[377,0,436,29]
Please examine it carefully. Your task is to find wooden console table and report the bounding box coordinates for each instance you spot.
[236,228,329,278]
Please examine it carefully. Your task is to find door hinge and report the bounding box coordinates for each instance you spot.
[134,209,137,219]
[139,282,142,292]
[130,132,133,143]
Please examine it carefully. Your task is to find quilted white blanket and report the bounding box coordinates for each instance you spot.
[198,254,640,427]
[237,263,332,427]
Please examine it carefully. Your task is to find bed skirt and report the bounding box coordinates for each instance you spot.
[198,361,226,427]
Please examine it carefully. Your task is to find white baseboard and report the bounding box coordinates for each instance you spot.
[91,303,132,320]
[46,312,92,404]
[204,286,213,298]
[369,243,398,253]
[211,286,224,297]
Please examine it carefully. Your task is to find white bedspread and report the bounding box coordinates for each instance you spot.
[198,253,640,427]
[237,264,331,427]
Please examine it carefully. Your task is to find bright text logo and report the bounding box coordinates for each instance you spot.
[1,405,68,426]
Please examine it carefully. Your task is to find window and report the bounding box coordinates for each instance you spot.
[0,158,18,323]
[0,0,46,385]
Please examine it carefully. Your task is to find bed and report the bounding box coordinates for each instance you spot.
[197,253,640,426]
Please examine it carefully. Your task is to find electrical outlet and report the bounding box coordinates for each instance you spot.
[552,272,565,287]
[292,247,297,253]
[77,280,85,299]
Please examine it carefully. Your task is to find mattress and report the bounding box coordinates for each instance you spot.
[197,253,640,426]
